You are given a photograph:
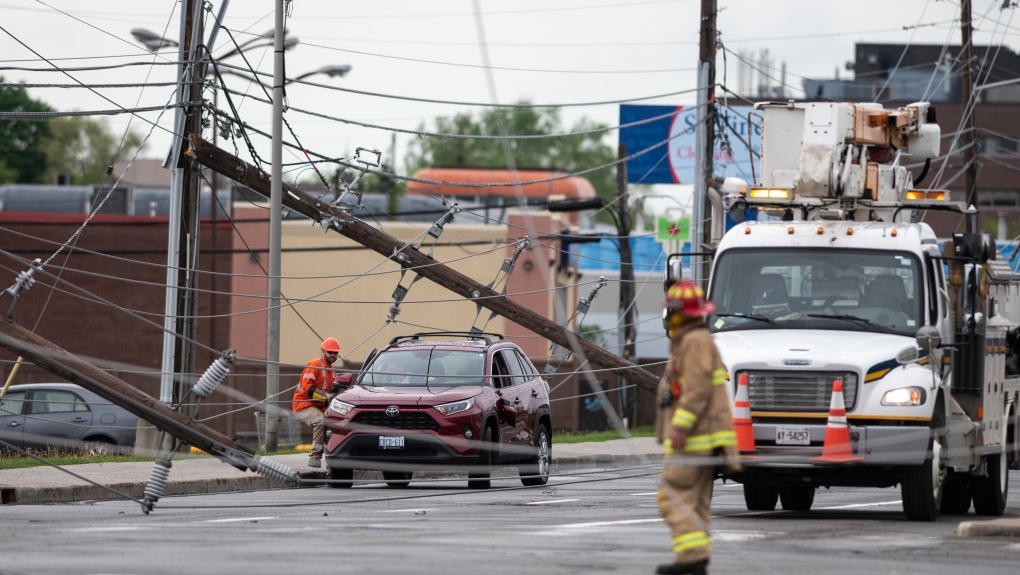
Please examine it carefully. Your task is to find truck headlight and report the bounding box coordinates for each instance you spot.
[329,397,355,416]
[881,387,926,406]
[434,398,474,416]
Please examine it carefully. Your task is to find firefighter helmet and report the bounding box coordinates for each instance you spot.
[665,281,715,317]
[321,337,341,353]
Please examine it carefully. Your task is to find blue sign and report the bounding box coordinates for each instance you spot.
[619,104,761,185]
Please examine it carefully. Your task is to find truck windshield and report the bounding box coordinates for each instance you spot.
[361,349,486,387]
[708,248,922,336]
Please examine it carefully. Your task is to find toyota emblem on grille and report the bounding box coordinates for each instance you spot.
[782,359,812,366]
[385,406,400,417]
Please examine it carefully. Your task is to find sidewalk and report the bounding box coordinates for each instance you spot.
[0,437,663,506]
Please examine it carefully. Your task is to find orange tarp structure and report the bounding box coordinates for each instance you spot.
[408,168,596,200]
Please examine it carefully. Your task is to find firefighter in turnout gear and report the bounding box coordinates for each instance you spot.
[293,337,342,468]
[655,281,739,575]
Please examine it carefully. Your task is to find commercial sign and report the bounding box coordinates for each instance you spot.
[619,104,761,185]
[656,216,690,242]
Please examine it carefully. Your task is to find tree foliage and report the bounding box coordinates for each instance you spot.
[0,76,54,184]
[43,117,145,185]
[0,79,146,186]
[404,103,617,203]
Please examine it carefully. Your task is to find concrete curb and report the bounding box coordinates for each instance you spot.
[0,444,664,505]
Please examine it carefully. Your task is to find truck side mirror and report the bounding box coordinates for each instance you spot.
[915,325,941,351]
[664,257,682,291]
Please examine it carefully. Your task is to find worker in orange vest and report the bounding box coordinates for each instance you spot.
[293,337,342,468]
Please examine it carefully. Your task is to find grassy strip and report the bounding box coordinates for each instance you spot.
[552,425,655,444]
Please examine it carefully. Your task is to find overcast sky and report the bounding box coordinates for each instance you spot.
[1,0,1016,213]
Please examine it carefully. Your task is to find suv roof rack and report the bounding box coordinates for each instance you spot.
[388,331,505,346]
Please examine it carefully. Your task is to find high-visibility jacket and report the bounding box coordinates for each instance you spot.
[660,320,741,472]
[293,357,332,413]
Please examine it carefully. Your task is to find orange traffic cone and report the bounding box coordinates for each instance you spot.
[810,379,863,463]
[733,373,756,453]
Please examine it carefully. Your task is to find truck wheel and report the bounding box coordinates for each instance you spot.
[901,433,944,521]
[972,446,1008,516]
[939,473,972,515]
[779,485,815,511]
[743,483,779,511]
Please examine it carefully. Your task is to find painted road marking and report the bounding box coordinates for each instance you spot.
[204,516,275,523]
[815,500,902,510]
[526,499,579,505]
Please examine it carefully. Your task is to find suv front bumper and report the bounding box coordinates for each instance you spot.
[325,432,482,471]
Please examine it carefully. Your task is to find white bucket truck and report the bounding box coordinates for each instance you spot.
[677,100,1020,521]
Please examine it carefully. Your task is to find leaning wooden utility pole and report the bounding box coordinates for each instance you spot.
[0,319,296,486]
[960,0,979,230]
[186,136,660,393]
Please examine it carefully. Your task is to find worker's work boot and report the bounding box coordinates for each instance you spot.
[308,455,322,468]
[655,559,708,575]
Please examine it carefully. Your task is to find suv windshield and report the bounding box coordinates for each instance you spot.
[361,349,486,387]
[708,248,922,336]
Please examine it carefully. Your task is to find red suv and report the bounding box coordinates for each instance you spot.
[323,332,551,489]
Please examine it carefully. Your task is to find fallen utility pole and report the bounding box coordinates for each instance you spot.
[0,318,297,486]
[187,135,660,393]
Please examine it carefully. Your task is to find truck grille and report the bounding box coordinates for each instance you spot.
[351,411,440,432]
[739,370,858,412]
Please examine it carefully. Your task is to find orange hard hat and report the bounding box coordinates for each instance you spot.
[665,281,715,318]
[321,337,341,353]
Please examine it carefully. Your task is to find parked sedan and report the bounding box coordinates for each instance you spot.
[324,331,552,489]
[0,383,137,454]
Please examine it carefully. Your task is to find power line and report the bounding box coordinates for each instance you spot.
[212,60,701,108]
[295,39,699,75]
[0,104,186,117]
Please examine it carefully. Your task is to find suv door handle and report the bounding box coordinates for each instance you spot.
[8,421,20,427]
[71,418,88,423]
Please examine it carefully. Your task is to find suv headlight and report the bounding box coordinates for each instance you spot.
[881,387,926,406]
[329,397,355,416]
[434,398,474,416]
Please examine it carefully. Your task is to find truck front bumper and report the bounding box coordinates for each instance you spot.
[745,422,931,466]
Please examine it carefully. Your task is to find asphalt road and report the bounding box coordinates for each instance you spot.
[2,466,1019,575]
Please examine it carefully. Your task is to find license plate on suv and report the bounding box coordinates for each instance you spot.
[775,427,810,445]
[379,436,405,449]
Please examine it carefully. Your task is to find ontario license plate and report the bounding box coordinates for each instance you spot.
[775,427,811,445]
[379,436,405,449]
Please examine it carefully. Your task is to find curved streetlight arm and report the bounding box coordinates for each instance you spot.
[214,64,351,85]
[294,64,351,80]
[131,28,179,52]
